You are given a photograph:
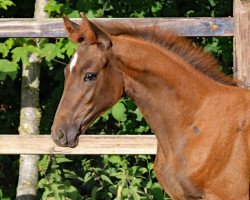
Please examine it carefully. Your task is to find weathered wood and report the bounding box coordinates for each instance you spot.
[0,135,157,155]
[233,0,250,87]
[0,17,233,37]
[16,0,47,198]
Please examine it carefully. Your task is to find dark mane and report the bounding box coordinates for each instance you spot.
[95,21,237,86]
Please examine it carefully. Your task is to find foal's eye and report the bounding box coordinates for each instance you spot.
[84,72,97,82]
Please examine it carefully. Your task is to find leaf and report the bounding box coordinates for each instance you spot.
[51,183,61,199]
[91,186,99,200]
[151,2,162,14]
[83,172,92,183]
[136,125,149,133]
[133,108,143,121]
[0,0,15,10]
[44,0,63,15]
[109,185,118,196]
[147,162,154,171]
[41,43,64,61]
[63,169,84,182]
[108,155,122,164]
[101,174,113,184]
[55,156,72,163]
[138,167,148,174]
[145,178,152,189]
[132,166,138,174]
[0,59,18,80]
[67,10,80,18]
[0,43,9,57]
[38,155,51,175]
[86,10,95,18]
[11,45,41,66]
[37,178,49,188]
[209,0,216,7]
[131,176,141,186]
[101,109,111,120]
[150,183,164,200]
[111,101,127,122]
[121,187,128,196]
[64,185,80,199]
[130,186,140,200]
[11,46,29,65]
[5,38,15,49]
[26,45,41,54]
[64,41,78,58]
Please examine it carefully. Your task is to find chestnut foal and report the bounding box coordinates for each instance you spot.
[51,14,250,199]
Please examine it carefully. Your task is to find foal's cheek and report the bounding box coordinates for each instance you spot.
[115,76,124,97]
[84,89,95,103]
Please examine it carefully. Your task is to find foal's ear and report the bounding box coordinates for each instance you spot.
[79,13,98,44]
[80,13,112,49]
[63,13,112,48]
[63,15,85,43]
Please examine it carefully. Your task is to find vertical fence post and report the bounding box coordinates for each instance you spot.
[233,0,250,87]
[16,0,48,199]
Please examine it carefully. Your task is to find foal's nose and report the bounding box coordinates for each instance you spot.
[52,129,68,146]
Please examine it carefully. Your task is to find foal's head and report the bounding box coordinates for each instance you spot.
[51,14,123,147]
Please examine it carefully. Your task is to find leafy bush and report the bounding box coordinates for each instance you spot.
[37,155,170,200]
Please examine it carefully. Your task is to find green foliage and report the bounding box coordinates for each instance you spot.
[0,38,77,81]
[0,43,8,57]
[41,43,64,62]
[44,0,63,16]
[0,0,234,199]
[0,0,14,10]
[0,39,36,80]
[111,101,127,122]
[37,154,170,200]
[0,59,18,80]
[37,155,81,200]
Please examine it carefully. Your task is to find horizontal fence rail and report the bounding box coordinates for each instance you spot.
[0,135,157,155]
[0,17,234,37]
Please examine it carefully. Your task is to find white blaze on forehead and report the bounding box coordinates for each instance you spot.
[70,52,78,72]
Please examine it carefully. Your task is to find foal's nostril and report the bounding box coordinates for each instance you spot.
[58,130,64,139]
[52,126,80,147]
[54,129,68,146]
[60,136,67,145]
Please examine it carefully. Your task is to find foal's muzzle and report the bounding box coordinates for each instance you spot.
[51,122,81,148]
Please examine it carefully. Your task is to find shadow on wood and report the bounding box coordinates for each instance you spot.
[16,194,36,200]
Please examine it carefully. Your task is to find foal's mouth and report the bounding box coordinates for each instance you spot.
[56,111,100,148]
[69,137,80,148]
[69,119,92,148]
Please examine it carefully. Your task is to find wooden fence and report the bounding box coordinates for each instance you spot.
[0,0,249,155]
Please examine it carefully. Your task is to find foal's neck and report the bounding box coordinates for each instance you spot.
[112,35,222,139]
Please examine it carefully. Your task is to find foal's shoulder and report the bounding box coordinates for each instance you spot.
[201,85,250,112]
[221,86,250,113]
